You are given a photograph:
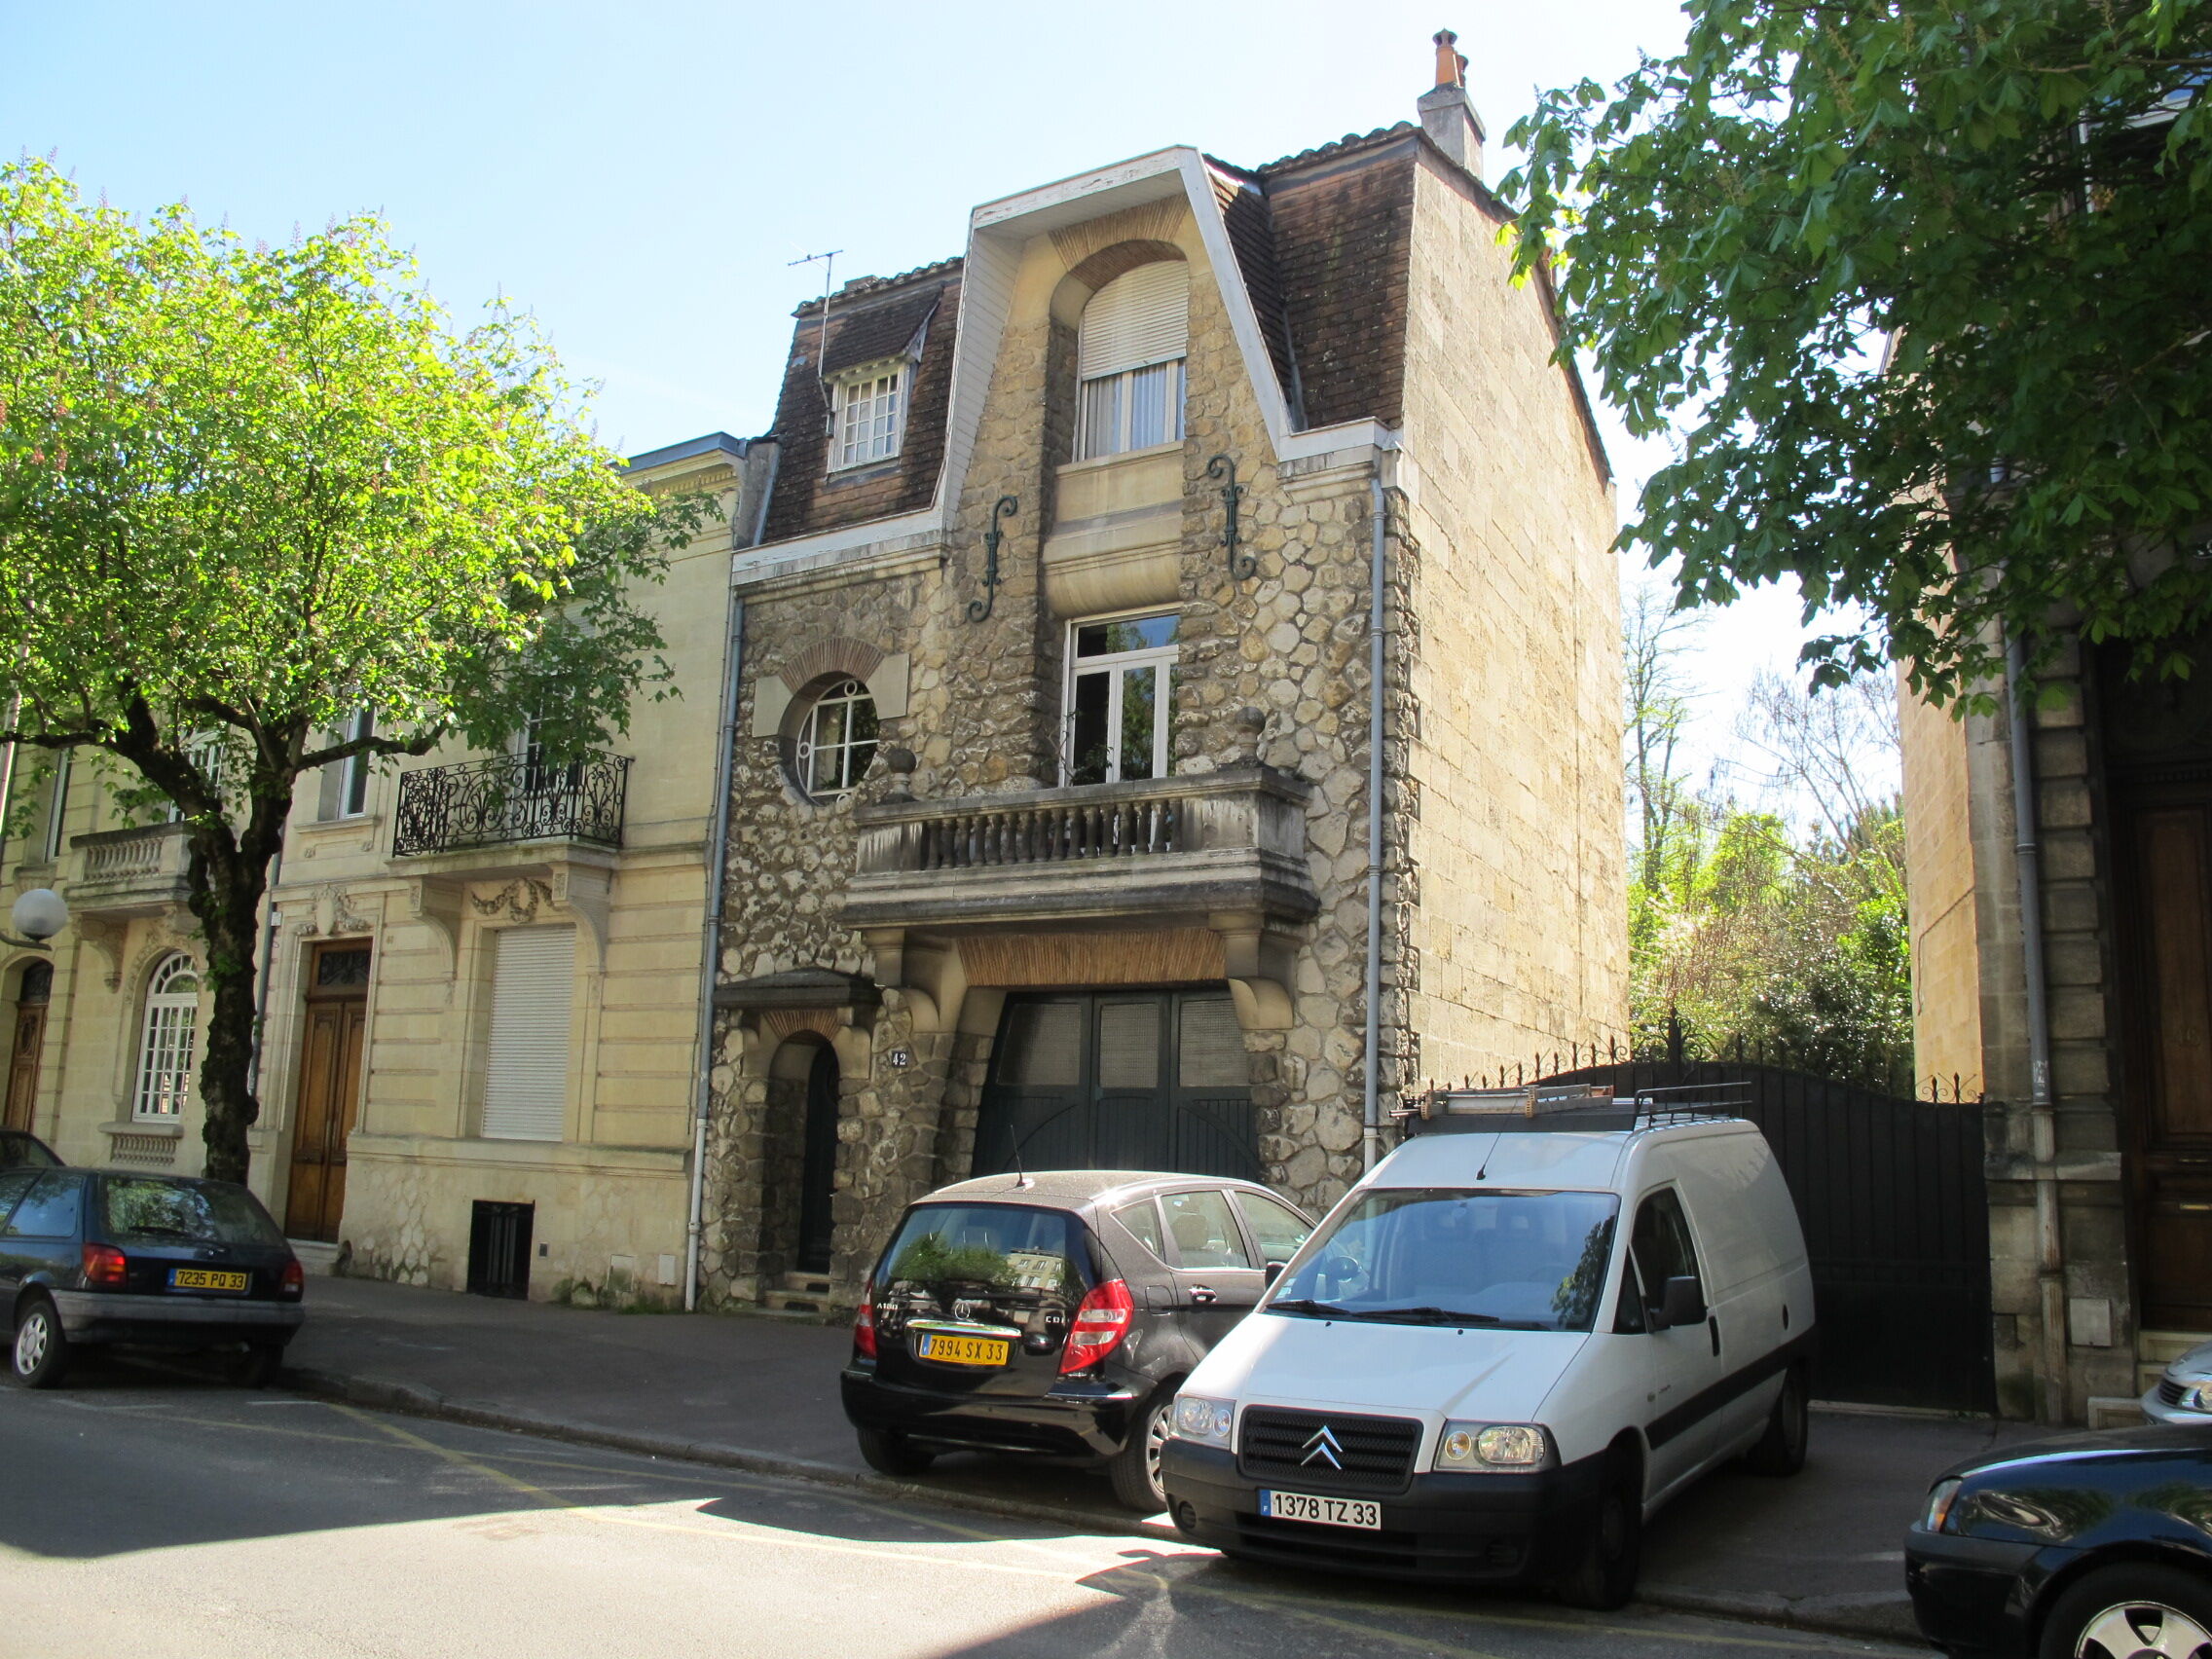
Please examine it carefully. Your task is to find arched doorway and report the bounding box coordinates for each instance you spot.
[797,1043,840,1273]
[5,960,52,1133]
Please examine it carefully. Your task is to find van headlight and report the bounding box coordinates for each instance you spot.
[1434,1422,1553,1471]
[1172,1394,1235,1447]
[2176,1382,2212,1413]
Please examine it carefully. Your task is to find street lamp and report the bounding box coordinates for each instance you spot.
[2,888,68,951]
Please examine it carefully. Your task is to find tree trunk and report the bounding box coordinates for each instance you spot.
[184,799,283,1188]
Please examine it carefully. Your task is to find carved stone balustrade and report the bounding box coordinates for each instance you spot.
[844,766,1317,1031]
[67,823,195,916]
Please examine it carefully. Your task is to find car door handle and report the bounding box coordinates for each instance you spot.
[1708,1314,1720,1358]
[1190,1286,1218,1305]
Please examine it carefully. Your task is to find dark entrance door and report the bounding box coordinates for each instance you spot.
[284,943,370,1243]
[2103,642,2212,1331]
[796,1044,839,1274]
[5,962,51,1134]
[973,988,1257,1181]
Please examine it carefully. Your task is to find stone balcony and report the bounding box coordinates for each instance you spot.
[844,766,1317,1029]
[66,822,195,916]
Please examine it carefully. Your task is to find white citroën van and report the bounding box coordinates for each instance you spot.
[1160,1086,1815,1610]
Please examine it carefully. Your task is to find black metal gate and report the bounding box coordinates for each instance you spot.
[466,1199,535,1299]
[1530,1059,1996,1414]
[973,989,1260,1184]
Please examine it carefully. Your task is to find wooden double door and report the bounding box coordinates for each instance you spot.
[5,962,50,1134]
[285,944,370,1243]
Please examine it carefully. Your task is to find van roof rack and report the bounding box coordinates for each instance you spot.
[1392,1081,1749,1137]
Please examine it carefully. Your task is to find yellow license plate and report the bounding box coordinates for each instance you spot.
[918,1333,1010,1367]
[168,1268,248,1292]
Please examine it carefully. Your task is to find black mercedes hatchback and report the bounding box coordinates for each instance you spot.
[1907,1419,2212,1658]
[3,1166,305,1388]
[840,1169,1313,1511]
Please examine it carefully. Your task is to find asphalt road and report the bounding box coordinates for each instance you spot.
[1,1360,1925,1659]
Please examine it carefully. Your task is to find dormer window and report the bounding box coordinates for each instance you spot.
[830,361,906,470]
[1076,262,1188,461]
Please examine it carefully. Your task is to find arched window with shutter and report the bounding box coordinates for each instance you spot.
[1076,262,1188,461]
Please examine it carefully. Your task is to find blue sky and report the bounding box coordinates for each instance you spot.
[3,0,1863,805]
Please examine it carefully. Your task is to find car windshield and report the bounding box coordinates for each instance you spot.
[876,1203,1093,1303]
[0,1132,57,1170]
[100,1177,285,1248]
[1270,1188,1620,1331]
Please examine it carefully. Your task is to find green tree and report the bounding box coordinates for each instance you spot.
[0,158,707,1183]
[1502,1,2212,704]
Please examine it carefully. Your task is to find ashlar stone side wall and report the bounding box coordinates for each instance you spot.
[1394,157,1627,1084]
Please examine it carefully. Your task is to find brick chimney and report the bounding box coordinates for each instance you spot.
[1417,28,1485,177]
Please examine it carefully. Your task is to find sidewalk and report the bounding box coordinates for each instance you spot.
[281,1275,2046,1641]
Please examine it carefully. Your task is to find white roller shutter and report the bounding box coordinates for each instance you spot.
[481,925,575,1142]
[1077,262,1189,380]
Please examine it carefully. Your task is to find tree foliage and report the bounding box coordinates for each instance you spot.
[0,157,707,1181]
[1503,1,2212,705]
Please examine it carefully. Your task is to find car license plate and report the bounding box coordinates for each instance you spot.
[167,1268,248,1293]
[1258,1490,1382,1530]
[917,1332,1010,1366]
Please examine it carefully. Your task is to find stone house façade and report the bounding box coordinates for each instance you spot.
[694,64,1626,1308]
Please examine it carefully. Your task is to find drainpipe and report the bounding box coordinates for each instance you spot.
[1362,477,1388,1172]
[246,841,283,1097]
[2006,631,2065,1423]
[683,442,773,1310]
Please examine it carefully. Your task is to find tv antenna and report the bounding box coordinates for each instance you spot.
[791,248,842,431]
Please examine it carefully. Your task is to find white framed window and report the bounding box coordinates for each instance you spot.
[795,680,879,799]
[41,750,70,865]
[166,733,226,824]
[132,953,200,1120]
[1076,262,1188,461]
[481,925,575,1143]
[1063,611,1177,785]
[318,709,375,821]
[830,364,905,470]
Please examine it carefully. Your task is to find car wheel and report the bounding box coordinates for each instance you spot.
[1109,1391,1174,1513]
[1554,1454,1642,1611]
[2039,1564,2212,1659]
[1744,1365,1810,1476]
[855,1426,936,1478]
[231,1343,284,1388]
[11,1294,71,1389]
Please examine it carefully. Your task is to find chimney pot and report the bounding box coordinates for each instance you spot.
[1418,29,1486,176]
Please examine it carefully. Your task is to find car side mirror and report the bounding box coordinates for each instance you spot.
[1263,1261,1285,1287]
[1659,1275,1706,1331]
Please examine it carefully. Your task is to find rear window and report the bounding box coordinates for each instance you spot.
[877,1203,1094,1300]
[2,1173,81,1239]
[99,1177,285,1248]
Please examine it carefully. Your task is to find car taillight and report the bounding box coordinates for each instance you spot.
[1059,1278,1135,1374]
[853,1277,877,1360]
[81,1242,129,1289]
[279,1258,306,1300]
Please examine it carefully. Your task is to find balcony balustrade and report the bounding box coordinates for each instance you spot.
[846,764,1316,972]
[391,751,630,859]
[66,822,195,916]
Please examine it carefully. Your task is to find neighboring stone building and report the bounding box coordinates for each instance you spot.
[0,432,769,1307]
[1904,633,2212,1423]
[697,44,1625,1308]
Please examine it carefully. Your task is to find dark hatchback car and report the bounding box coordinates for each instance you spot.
[3,1166,305,1388]
[1907,1420,2212,1658]
[840,1170,1313,1511]
[0,1128,60,1170]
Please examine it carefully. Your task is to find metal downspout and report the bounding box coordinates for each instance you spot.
[2006,632,2065,1422]
[684,588,746,1312]
[1362,477,1387,1172]
[683,444,772,1312]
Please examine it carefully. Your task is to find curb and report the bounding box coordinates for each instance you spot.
[278,1364,1182,1545]
[280,1364,1916,1645]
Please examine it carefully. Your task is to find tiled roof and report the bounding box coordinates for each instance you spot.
[1249,122,1419,176]
[793,256,964,317]
[819,284,945,379]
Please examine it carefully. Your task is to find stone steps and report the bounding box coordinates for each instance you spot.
[758,1271,835,1316]
[288,1239,344,1276]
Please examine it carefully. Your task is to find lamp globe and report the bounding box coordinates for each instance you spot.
[10,889,68,942]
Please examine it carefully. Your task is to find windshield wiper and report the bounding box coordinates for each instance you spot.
[1268,1298,1359,1319]
[1357,1306,1508,1326]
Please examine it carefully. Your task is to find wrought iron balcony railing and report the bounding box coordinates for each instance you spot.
[391,751,630,859]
